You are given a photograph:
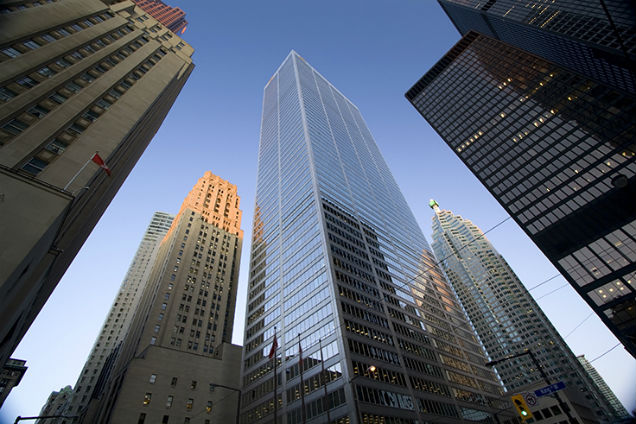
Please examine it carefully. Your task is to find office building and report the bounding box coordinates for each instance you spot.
[81,171,243,424]
[437,0,636,94]
[430,201,612,421]
[60,212,173,418]
[240,51,505,424]
[0,358,27,408]
[132,0,188,34]
[0,0,195,369]
[36,385,74,423]
[577,355,630,419]
[406,31,636,358]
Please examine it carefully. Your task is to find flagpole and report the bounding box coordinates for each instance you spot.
[273,328,278,424]
[63,156,93,191]
[298,334,306,424]
[319,338,330,423]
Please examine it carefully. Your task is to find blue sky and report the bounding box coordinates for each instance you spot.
[2,0,634,421]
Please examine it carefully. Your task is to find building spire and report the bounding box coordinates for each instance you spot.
[429,198,441,213]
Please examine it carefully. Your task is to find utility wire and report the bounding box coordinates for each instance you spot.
[564,312,594,338]
[535,283,569,300]
[527,273,561,291]
[589,343,620,363]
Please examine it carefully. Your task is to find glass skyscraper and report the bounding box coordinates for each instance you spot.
[437,0,636,94]
[430,201,613,421]
[406,31,636,359]
[240,51,504,424]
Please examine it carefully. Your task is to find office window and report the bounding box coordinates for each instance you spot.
[166,395,173,408]
[190,380,197,390]
[171,377,178,387]
[149,374,157,384]
[186,398,193,410]
[143,392,152,405]
[138,413,146,424]
[162,416,169,424]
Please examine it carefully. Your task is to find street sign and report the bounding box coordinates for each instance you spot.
[534,381,566,397]
[524,392,537,406]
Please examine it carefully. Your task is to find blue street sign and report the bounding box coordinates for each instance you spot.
[534,381,566,397]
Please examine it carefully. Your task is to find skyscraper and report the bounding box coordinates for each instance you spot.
[430,201,612,421]
[437,0,636,94]
[406,31,636,358]
[62,212,174,418]
[83,171,243,424]
[132,0,188,34]
[0,0,194,369]
[577,355,630,420]
[240,51,505,424]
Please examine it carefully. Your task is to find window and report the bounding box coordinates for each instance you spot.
[162,416,169,424]
[138,413,146,424]
[206,401,212,413]
[171,377,178,387]
[2,46,21,58]
[149,374,157,384]
[166,395,173,408]
[143,392,152,405]
[184,419,190,424]
[24,39,41,49]
[190,381,197,390]
[186,398,193,410]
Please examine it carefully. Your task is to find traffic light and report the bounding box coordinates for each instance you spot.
[511,394,534,421]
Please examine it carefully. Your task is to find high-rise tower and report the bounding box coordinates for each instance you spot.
[131,0,188,35]
[61,212,173,418]
[406,30,636,359]
[577,355,630,420]
[240,51,505,424]
[430,201,613,421]
[0,0,194,369]
[436,0,636,94]
[82,172,243,424]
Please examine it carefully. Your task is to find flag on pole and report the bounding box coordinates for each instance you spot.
[268,332,278,359]
[92,152,111,176]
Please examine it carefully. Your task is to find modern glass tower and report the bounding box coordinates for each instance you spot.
[577,355,630,420]
[437,0,636,94]
[240,51,505,424]
[430,201,613,421]
[406,31,636,359]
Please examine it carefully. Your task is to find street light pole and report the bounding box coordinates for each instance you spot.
[485,349,575,423]
[349,366,376,424]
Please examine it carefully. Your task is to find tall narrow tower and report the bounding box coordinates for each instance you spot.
[83,171,243,424]
[430,202,613,421]
[63,212,174,417]
[240,51,505,424]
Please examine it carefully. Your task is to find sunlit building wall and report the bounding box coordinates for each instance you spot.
[0,0,194,369]
[240,51,505,424]
[83,172,243,424]
[430,202,612,421]
[406,31,636,359]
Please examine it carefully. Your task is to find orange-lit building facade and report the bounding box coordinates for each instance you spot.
[132,0,188,34]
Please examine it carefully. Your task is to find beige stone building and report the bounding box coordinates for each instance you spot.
[83,172,244,424]
[0,0,194,369]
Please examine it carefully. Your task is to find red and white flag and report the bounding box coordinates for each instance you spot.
[92,152,111,176]
[268,333,278,359]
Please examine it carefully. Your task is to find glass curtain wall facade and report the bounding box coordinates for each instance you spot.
[240,51,504,424]
[437,0,636,94]
[406,31,636,359]
[430,203,612,421]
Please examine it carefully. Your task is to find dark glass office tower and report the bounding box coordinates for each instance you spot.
[437,0,636,94]
[406,32,636,358]
[240,51,504,424]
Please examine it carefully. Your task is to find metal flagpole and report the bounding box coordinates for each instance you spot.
[63,155,94,191]
[273,328,278,424]
[319,339,331,423]
[298,334,306,424]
